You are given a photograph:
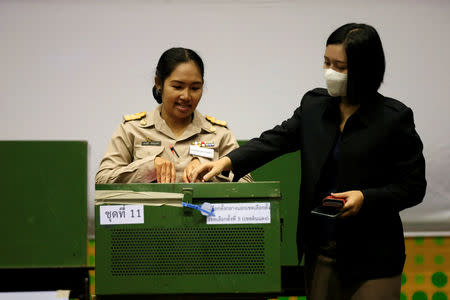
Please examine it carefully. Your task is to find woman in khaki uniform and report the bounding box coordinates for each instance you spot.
[96,47,252,184]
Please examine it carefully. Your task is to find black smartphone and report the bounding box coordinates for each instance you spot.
[311,205,343,218]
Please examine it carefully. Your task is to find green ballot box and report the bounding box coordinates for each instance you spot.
[95,182,282,296]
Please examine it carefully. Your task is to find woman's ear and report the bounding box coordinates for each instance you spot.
[154,76,161,90]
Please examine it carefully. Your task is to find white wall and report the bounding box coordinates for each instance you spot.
[1,0,449,236]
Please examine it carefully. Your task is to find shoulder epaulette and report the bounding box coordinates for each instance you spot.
[123,111,146,122]
[205,115,227,127]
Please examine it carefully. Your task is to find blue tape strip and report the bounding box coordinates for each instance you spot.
[182,202,215,216]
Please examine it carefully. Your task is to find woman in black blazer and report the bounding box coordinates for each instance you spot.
[191,23,426,300]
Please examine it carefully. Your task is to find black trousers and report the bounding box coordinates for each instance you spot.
[304,253,401,300]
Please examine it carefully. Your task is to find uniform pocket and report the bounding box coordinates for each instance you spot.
[134,145,164,160]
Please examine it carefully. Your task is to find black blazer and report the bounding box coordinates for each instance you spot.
[229,88,426,280]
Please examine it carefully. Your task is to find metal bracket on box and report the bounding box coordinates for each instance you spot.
[182,188,194,216]
[182,188,193,203]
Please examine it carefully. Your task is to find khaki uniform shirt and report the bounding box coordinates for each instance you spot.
[95,105,252,183]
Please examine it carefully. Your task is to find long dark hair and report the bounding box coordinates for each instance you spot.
[327,23,385,105]
[152,47,204,104]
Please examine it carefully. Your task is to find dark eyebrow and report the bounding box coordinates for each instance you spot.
[169,80,184,84]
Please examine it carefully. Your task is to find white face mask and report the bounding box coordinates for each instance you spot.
[324,68,347,97]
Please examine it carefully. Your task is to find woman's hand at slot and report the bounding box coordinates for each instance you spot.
[183,158,201,183]
[190,156,232,182]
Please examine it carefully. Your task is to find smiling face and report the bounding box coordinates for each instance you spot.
[156,61,203,125]
[323,43,348,74]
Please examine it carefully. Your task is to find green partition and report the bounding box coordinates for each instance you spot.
[95,182,281,295]
[239,141,301,266]
[0,141,88,268]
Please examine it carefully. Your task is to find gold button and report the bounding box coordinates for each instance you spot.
[140,119,147,126]
[209,126,216,132]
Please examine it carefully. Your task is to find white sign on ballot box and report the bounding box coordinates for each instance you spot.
[206,202,271,225]
[100,204,144,225]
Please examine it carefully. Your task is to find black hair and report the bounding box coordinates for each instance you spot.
[327,23,385,105]
[152,47,204,104]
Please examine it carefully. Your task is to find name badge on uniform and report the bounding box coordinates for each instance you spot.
[189,145,214,159]
[142,141,161,146]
